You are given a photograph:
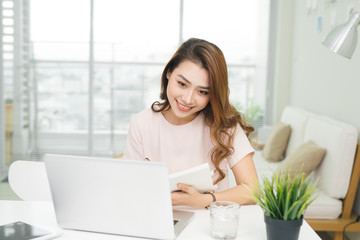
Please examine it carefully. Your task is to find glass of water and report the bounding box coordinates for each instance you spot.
[210,201,240,240]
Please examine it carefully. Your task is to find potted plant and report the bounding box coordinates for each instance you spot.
[246,172,319,240]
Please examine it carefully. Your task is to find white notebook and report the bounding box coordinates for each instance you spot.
[169,163,216,192]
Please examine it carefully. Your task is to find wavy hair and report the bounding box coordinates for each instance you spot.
[152,38,254,184]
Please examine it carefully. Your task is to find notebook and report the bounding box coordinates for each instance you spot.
[169,163,216,192]
[43,154,194,240]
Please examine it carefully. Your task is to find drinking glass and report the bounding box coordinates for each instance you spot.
[210,201,240,240]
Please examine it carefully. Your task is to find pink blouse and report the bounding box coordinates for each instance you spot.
[123,108,254,192]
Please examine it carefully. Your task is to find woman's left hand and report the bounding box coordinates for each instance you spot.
[171,183,208,208]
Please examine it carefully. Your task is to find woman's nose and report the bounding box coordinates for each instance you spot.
[183,90,195,104]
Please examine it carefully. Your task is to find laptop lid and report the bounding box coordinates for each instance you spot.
[44,154,183,240]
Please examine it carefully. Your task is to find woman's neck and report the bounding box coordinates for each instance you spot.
[161,109,199,126]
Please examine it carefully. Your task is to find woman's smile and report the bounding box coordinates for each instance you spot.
[176,100,192,112]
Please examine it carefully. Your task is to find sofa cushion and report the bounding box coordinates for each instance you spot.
[280,106,312,156]
[304,193,342,219]
[262,122,291,162]
[303,116,358,199]
[275,140,326,178]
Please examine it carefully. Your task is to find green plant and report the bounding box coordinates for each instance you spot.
[234,100,264,126]
[247,172,319,221]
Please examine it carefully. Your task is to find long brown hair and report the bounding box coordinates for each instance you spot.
[152,38,254,184]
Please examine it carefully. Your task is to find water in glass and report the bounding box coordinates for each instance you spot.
[210,201,240,240]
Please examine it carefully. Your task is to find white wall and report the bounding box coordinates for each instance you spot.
[270,0,295,124]
[290,0,360,131]
[273,0,360,128]
[272,0,360,237]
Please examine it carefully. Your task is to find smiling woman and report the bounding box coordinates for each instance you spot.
[123,38,259,208]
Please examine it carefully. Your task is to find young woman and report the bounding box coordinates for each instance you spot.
[123,38,258,208]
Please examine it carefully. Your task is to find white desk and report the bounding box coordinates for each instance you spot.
[0,200,321,239]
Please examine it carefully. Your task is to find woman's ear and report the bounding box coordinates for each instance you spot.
[166,71,171,80]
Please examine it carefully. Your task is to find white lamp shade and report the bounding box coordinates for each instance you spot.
[322,12,360,59]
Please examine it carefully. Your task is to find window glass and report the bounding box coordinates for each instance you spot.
[30,0,90,60]
[93,64,162,132]
[23,0,268,158]
[31,0,90,42]
[94,0,179,62]
[183,0,258,64]
[35,63,88,131]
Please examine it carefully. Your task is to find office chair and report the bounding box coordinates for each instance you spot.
[8,160,52,201]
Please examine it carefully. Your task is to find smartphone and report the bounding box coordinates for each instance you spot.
[0,221,62,240]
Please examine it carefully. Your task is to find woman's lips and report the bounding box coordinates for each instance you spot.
[176,101,192,112]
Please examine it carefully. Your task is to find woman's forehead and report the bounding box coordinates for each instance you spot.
[172,60,209,86]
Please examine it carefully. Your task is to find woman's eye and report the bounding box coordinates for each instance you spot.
[178,81,186,87]
[199,90,209,95]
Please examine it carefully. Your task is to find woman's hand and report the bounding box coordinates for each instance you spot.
[171,183,212,208]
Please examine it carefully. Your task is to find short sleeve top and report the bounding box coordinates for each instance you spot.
[123,108,254,192]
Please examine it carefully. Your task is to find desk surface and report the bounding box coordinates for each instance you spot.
[0,200,321,240]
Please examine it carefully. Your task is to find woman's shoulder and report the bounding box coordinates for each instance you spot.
[135,108,154,117]
[131,108,161,124]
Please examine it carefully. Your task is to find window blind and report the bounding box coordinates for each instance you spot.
[1,0,30,172]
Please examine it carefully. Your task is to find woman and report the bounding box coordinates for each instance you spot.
[123,38,258,208]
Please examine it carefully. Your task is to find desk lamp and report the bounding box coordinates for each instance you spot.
[322,11,360,59]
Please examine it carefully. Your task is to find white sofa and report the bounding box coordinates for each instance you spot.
[251,106,358,219]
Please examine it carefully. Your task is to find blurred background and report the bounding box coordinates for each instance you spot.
[1,0,269,166]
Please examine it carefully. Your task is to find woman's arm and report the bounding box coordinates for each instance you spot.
[171,153,258,207]
[213,153,258,205]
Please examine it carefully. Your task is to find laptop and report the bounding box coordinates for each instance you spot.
[43,154,194,239]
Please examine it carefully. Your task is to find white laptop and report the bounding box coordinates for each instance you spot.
[43,154,194,240]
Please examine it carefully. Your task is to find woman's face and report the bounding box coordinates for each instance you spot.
[164,60,210,125]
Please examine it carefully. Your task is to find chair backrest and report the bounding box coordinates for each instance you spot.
[8,160,52,201]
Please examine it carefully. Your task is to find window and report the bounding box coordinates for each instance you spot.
[1,0,269,167]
